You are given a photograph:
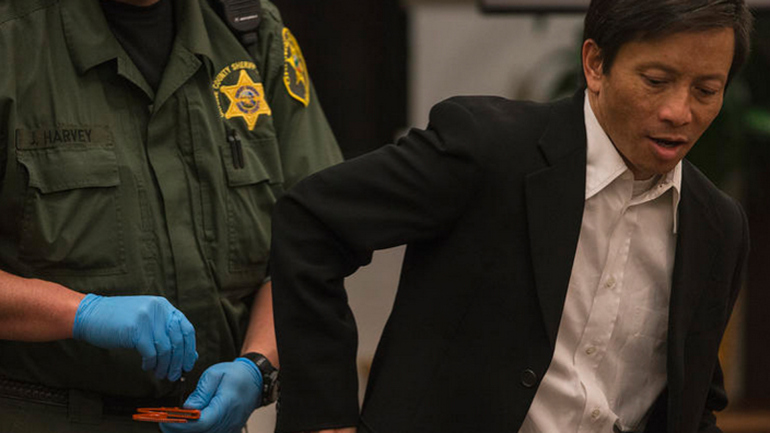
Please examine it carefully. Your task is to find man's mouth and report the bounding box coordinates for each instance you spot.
[651,137,687,148]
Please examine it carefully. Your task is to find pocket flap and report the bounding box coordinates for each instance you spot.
[223,137,284,187]
[18,147,120,193]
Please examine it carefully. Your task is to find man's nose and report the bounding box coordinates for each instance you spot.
[658,88,693,127]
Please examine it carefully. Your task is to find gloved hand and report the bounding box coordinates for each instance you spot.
[72,294,197,381]
[160,358,263,433]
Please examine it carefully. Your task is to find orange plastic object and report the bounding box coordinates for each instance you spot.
[133,407,201,423]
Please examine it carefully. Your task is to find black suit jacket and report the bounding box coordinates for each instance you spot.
[271,91,749,433]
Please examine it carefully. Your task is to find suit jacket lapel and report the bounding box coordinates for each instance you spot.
[669,164,721,341]
[525,92,587,347]
[666,162,721,432]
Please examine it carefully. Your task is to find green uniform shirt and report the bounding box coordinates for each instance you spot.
[0,0,342,398]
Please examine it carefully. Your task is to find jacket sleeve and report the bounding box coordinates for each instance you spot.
[698,362,726,433]
[270,99,487,432]
[698,200,750,433]
[252,0,344,190]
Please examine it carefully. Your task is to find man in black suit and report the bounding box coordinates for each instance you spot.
[269,1,753,432]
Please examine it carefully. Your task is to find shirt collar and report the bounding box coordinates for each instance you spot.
[174,0,215,61]
[61,0,215,76]
[60,0,123,75]
[583,92,682,233]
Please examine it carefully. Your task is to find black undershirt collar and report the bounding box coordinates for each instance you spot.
[100,0,175,92]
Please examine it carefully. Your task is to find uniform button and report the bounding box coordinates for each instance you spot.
[521,369,538,388]
[591,408,601,419]
[586,346,596,355]
[605,277,616,289]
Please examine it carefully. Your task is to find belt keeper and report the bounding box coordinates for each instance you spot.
[68,389,103,425]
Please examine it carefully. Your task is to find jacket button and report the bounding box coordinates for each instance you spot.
[521,369,538,388]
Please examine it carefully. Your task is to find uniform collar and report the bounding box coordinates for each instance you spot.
[174,0,214,61]
[61,0,215,75]
[583,91,682,233]
[60,0,123,75]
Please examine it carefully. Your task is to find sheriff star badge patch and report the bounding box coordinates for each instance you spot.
[213,63,272,131]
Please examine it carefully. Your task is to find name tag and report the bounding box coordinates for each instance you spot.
[15,125,113,150]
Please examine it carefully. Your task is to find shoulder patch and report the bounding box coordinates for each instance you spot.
[282,27,310,107]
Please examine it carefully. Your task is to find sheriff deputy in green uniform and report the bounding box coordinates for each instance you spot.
[0,0,342,432]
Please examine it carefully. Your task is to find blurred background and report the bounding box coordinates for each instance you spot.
[249,0,770,431]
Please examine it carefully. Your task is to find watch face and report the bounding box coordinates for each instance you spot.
[263,371,280,404]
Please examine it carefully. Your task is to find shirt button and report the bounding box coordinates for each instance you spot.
[605,277,616,289]
[521,369,538,388]
[586,347,596,355]
[592,408,601,419]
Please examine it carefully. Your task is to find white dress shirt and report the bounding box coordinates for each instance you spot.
[518,94,682,433]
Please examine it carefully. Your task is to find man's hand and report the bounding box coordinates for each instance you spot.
[72,294,197,381]
[160,358,263,433]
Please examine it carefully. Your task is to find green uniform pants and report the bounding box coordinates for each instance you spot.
[0,394,161,433]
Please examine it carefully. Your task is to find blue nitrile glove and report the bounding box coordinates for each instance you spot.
[160,358,263,433]
[72,294,197,381]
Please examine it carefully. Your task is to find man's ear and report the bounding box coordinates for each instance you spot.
[582,39,604,93]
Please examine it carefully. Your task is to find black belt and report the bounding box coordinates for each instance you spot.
[0,376,68,406]
[0,376,181,416]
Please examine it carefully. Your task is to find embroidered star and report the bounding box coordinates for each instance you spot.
[220,70,272,130]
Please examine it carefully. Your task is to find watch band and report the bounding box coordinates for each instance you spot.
[240,352,280,406]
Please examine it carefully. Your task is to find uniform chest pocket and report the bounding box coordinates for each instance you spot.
[16,145,125,275]
[222,134,284,273]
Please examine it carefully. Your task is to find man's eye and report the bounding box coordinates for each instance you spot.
[697,87,719,97]
[643,76,666,86]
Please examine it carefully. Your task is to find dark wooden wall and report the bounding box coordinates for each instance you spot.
[737,14,770,407]
[274,0,408,159]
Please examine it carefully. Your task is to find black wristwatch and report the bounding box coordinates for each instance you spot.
[241,352,280,406]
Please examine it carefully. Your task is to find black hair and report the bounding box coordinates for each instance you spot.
[583,0,754,85]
